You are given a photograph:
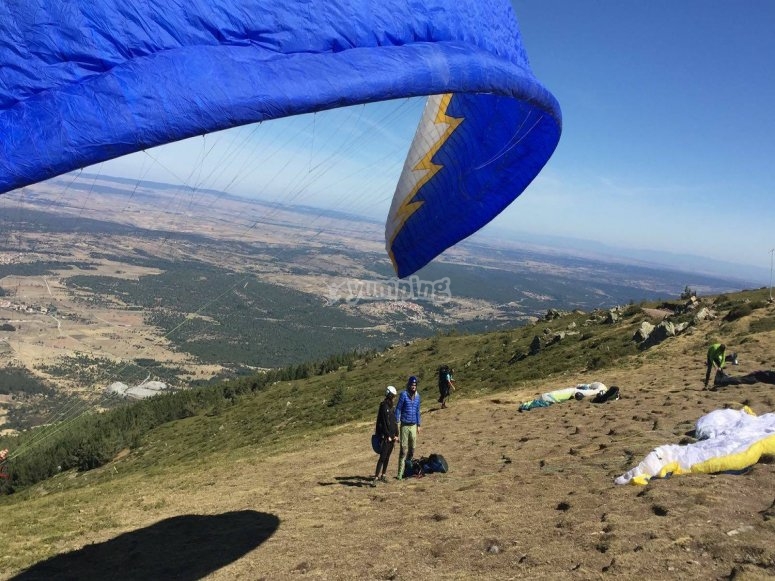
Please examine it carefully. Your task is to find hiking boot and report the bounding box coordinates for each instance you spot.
[370,477,378,487]
[379,475,388,483]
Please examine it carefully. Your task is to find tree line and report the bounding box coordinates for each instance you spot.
[0,347,373,494]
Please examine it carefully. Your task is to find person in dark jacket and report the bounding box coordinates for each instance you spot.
[395,375,421,480]
[372,386,399,486]
[438,365,455,409]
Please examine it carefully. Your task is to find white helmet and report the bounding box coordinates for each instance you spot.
[386,385,397,397]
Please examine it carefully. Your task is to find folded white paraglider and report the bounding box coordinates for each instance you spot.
[616,407,775,485]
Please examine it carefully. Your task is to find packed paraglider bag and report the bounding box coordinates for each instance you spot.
[423,453,449,474]
[591,386,620,403]
[403,454,449,477]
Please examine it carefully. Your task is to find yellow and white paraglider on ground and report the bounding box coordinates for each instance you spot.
[616,407,775,485]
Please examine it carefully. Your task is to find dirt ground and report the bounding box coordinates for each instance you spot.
[7,322,775,580]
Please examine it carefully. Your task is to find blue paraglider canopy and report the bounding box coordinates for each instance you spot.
[0,0,561,277]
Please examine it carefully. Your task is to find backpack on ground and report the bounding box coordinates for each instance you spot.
[423,453,448,474]
[404,457,424,478]
[591,385,620,404]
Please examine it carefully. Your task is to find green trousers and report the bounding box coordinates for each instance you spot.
[397,424,417,479]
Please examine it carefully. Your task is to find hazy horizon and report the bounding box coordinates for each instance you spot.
[50,171,771,289]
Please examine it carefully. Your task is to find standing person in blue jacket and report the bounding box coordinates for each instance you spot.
[395,375,421,480]
[371,385,399,486]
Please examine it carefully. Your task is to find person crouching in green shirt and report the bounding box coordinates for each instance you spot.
[704,343,726,388]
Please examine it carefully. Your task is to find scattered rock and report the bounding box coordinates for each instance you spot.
[633,321,655,343]
[726,525,754,536]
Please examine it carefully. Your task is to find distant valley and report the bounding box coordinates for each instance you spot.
[0,174,757,428]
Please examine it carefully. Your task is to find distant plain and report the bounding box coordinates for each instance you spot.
[0,175,759,431]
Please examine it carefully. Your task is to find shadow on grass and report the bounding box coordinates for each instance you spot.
[332,475,374,487]
[11,510,279,581]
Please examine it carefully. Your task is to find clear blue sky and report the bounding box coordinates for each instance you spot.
[94,1,775,279]
[506,0,775,276]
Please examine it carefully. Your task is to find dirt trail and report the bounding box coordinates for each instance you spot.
[6,323,775,580]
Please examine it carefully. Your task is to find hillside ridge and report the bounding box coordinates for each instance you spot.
[1,290,775,579]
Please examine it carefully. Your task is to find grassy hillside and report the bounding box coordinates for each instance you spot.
[1,288,774,579]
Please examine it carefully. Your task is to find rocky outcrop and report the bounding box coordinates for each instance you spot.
[633,321,655,343]
[694,307,715,323]
[640,320,676,349]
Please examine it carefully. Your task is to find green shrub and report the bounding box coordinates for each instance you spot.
[588,352,620,370]
[724,304,753,322]
[750,317,775,334]
[622,304,640,318]
[714,294,730,307]
[328,385,345,407]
